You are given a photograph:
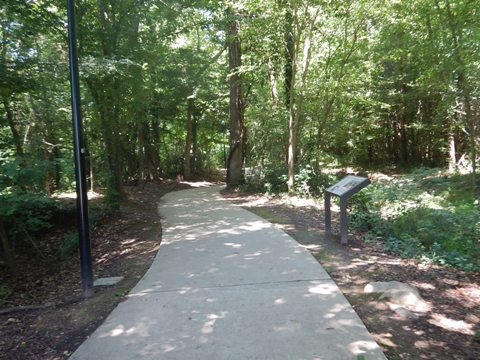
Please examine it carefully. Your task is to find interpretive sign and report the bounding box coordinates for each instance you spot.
[325,175,370,244]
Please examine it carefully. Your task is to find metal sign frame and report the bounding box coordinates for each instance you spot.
[324,175,370,244]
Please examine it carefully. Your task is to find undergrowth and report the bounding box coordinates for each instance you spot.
[242,165,479,271]
[349,168,479,271]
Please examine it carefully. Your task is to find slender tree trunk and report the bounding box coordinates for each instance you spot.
[287,5,319,193]
[448,131,457,172]
[440,0,476,185]
[192,116,198,175]
[267,58,280,108]
[284,4,294,111]
[2,98,23,157]
[150,118,161,178]
[137,121,146,185]
[227,13,245,187]
[183,97,194,180]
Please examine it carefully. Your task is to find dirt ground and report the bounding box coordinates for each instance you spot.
[2,183,479,359]
[222,190,480,360]
[0,180,191,360]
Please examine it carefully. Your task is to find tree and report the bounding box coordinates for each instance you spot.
[226,4,245,186]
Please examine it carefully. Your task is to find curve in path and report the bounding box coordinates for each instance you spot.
[71,185,386,360]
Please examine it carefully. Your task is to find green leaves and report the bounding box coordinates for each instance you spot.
[350,169,480,271]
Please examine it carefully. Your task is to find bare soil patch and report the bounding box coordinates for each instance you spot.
[222,190,480,360]
[0,180,191,360]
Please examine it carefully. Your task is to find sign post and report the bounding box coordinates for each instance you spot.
[67,0,93,296]
[325,175,370,244]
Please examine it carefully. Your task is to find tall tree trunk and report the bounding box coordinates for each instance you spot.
[192,116,198,175]
[448,131,457,172]
[267,58,280,108]
[183,97,195,180]
[227,12,245,187]
[287,5,319,193]
[440,0,477,186]
[283,4,294,111]
[149,118,162,178]
[87,78,125,202]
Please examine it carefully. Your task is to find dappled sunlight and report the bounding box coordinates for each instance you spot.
[201,312,228,335]
[411,281,436,291]
[70,186,386,359]
[428,313,475,335]
[348,339,383,356]
[54,190,103,200]
[224,242,243,248]
[218,186,480,359]
[274,297,286,305]
[414,339,448,349]
[299,243,322,251]
[307,282,338,296]
[106,325,124,337]
[162,219,275,245]
[272,319,302,333]
[187,266,220,278]
[99,319,154,339]
[179,181,217,188]
[373,332,397,348]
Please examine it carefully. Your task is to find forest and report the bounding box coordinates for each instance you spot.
[1,0,479,277]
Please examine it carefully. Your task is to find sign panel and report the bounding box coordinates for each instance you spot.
[324,175,371,245]
[326,175,369,197]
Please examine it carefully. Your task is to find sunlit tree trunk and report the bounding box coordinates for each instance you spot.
[183,96,195,180]
[439,0,477,185]
[227,11,245,187]
[287,4,319,193]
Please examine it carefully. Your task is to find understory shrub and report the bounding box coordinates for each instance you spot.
[350,170,480,271]
[0,190,56,240]
[242,164,337,197]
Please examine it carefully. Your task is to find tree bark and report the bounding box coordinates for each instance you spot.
[2,98,23,157]
[440,0,477,185]
[287,5,319,192]
[183,97,195,180]
[227,13,245,187]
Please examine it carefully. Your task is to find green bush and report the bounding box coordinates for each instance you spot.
[0,190,56,238]
[242,164,337,197]
[349,170,480,271]
[293,165,337,197]
[241,164,288,194]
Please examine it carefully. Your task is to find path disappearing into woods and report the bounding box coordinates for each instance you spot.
[71,185,386,360]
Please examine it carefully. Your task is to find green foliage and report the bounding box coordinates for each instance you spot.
[0,190,56,238]
[350,170,480,271]
[0,154,58,239]
[241,164,338,197]
[293,165,337,198]
[240,164,288,194]
[0,156,56,192]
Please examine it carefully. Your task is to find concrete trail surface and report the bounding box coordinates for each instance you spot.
[71,185,386,360]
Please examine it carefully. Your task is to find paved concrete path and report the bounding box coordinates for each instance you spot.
[71,186,386,360]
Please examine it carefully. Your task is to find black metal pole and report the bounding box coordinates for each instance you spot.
[66,0,93,296]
